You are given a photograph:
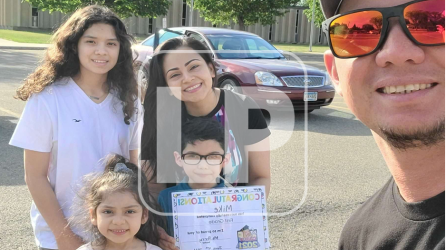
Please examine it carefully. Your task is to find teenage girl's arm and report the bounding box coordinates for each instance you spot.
[129,149,139,165]
[24,150,84,250]
[246,136,271,198]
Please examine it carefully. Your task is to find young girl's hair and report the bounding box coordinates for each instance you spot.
[141,37,217,183]
[70,154,165,247]
[15,5,138,124]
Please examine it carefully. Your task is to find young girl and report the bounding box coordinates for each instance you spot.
[72,154,163,250]
[9,5,141,250]
[141,37,271,249]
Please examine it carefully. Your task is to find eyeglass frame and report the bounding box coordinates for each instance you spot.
[321,0,445,59]
[181,153,226,165]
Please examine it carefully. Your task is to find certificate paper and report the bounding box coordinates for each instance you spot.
[171,186,270,250]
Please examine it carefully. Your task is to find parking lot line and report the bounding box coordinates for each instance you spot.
[0,107,21,118]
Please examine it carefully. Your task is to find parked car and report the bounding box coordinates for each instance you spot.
[133,27,335,112]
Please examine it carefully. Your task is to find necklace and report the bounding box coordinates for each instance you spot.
[89,92,107,101]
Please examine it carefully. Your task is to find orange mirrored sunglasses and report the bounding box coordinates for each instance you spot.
[322,0,445,58]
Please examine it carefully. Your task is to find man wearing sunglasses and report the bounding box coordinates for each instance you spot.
[320,0,444,249]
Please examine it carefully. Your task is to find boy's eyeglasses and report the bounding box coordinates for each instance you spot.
[181,153,225,165]
[322,0,445,58]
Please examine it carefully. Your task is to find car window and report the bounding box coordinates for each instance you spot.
[245,38,276,58]
[188,32,206,43]
[159,30,182,44]
[142,36,154,46]
[206,34,284,59]
[142,30,182,47]
[246,39,257,50]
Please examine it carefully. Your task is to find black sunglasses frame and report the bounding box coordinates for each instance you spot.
[322,0,445,59]
[181,153,226,165]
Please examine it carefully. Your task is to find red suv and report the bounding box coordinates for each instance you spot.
[133,27,335,112]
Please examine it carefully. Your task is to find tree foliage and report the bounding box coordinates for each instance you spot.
[189,0,300,31]
[301,0,324,28]
[370,16,383,31]
[406,10,444,29]
[25,0,170,18]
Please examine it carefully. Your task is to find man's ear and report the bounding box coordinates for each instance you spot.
[141,209,149,224]
[89,208,97,226]
[324,50,342,96]
[174,151,183,168]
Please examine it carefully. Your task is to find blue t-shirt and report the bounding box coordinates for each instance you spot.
[158,180,226,236]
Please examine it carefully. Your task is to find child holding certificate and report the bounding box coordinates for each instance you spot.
[158,118,231,236]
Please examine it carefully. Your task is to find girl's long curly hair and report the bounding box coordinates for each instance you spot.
[70,154,166,248]
[15,5,138,124]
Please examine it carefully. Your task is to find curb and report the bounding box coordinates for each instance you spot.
[292,51,325,56]
[0,46,48,50]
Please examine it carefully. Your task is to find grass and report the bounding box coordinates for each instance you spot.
[0,29,53,43]
[134,35,148,43]
[0,29,148,44]
[0,29,329,53]
[273,43,329,53]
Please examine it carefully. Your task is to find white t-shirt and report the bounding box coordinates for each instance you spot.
[9,77,142,249]
[77,241,162,250]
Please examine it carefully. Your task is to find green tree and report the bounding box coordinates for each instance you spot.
[370,16,383,31]
[25,0,170,18]
[406,10,428,29]
[189,0,300,31]
[362,24,375,32]
[301,0,324,28]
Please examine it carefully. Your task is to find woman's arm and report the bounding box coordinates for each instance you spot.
[24,149,84,250]
[139,159,176,250]
[246,137,271,198]
[132,152,167,200]
[140,160,167,201]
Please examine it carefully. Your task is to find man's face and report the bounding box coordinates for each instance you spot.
[325,0,445,148]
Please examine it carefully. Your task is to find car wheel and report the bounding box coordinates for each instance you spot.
[220,79,242,94]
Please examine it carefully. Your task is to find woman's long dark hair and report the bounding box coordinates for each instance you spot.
[141,37,217,183]
[70,154,166,247]
[15,5,138,124]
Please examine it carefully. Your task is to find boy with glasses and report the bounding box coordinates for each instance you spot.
[320,0,444,249]
[158,118,231,236]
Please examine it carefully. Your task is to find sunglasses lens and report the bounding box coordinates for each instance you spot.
[404,0,445,44]
[330,11,383,57]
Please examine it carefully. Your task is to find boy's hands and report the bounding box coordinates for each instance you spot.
[157,225,178,250]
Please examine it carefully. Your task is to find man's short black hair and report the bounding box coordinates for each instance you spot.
[181,118,226,153]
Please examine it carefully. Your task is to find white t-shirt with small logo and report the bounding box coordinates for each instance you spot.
[9,77,142,249]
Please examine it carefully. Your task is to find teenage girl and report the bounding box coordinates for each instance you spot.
[10,5,140,250]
